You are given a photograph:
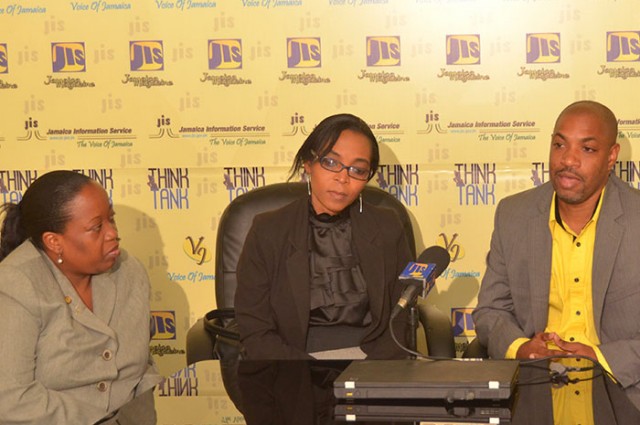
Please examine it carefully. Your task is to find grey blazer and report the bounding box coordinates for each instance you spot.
[473,175,640,409]
[0,241,161,424]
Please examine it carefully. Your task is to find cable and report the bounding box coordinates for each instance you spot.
[388,316,459,361]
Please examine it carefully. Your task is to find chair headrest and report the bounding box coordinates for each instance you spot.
[214,182,415,307]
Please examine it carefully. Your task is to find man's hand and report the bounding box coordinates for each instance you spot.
[549,333,597,360]
[516,332,598,360]
[516,332,565,359]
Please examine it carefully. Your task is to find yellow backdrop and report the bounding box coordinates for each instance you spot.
[2,1,640,423]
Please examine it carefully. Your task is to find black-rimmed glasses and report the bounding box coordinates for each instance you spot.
[316,156,372,181]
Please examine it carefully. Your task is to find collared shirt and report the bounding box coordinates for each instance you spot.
[546,191,602,425]
[505,189,613,424]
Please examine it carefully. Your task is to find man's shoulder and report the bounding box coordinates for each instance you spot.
[610,174,640,201]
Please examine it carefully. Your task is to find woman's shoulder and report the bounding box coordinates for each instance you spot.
[252,197,305,226]
[0,241,49,278]
[360,201,405,228]
[0,242,51,301]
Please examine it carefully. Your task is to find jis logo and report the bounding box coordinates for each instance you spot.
[0,170,38,204]
[446,35,480,65]
[287,37,321,68]
[151,311,176,340]
[453,163,496,205]
[526,33,561,64]
[606,31,640,62]
[376,164,419,206]
[451,308,475,337]
[366,36,401,67]
[51,42,86,73]
[147,168,189,210]
[130,40,164,71]
[0,44,8,73]
[208,39,242,70]
[223,167,266,202]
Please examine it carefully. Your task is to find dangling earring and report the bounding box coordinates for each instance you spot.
[359,193,363,213]
[57,253,63,265]
[306,175,311,195]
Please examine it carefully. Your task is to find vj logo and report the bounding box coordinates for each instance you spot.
[437,233,465,262]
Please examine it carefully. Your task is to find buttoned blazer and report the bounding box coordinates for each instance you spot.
[0,241,161,424]
[473,175,640,408]
[235,197,413,360]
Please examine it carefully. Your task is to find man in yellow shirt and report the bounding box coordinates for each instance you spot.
[473,101,640,421]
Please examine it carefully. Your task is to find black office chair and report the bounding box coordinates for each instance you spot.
[462,337,489,358]
[186,182,456,365]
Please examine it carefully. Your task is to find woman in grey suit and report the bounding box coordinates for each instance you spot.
[235,113,413,360]
[0,170,161,424]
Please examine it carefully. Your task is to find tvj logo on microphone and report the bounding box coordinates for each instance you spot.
[375,163,419,207]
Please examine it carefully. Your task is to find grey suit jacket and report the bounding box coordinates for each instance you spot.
[473,175,640,409]
[235,197,413,360]
[0,241,161,424]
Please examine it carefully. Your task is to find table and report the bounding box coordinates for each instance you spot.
[108,358,640,424]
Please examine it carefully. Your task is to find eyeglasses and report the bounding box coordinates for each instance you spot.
[316,156,372,181]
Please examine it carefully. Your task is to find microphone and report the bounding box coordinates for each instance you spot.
[391,246,451,319]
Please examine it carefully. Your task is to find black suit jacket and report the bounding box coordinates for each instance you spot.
[235,197,413,360]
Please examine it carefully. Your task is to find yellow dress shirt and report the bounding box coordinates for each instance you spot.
[505,190,614,425]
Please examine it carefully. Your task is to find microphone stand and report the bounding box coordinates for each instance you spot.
[408,305,419,359]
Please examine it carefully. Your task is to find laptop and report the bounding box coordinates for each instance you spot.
[333,359,519,402]
[334,398,514,423]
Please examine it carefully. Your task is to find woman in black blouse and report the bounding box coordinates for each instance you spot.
[235,113,413,360]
